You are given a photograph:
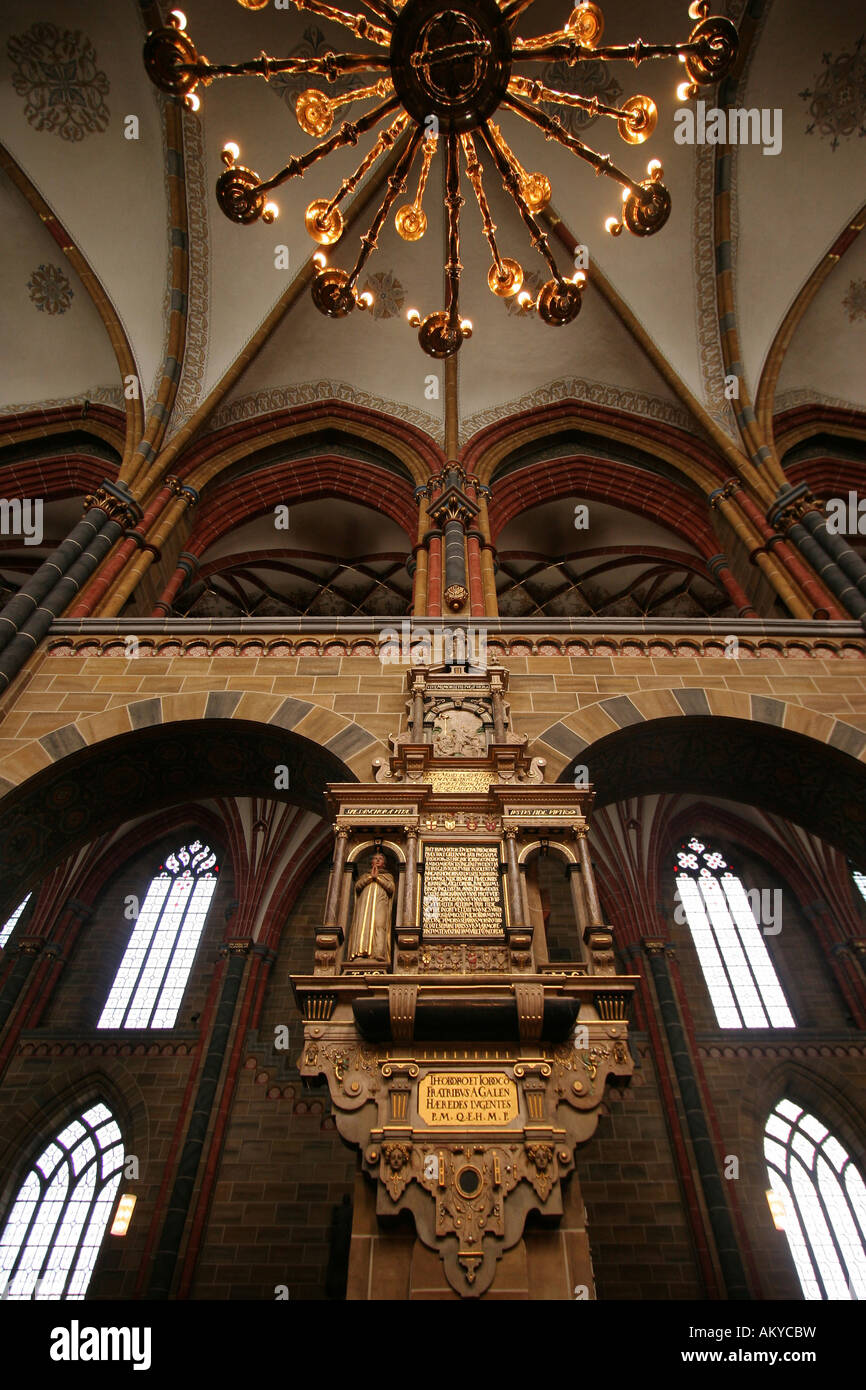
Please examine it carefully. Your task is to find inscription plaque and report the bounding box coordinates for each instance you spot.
[429,769,493,794]
[418,1071,519,1126]
[422,843,504,938]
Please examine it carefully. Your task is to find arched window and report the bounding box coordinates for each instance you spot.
[764,1098,866,1300]
[0,1102,124,1299]
[0,893,32,950]
[852,869,866,907]
[674,836,793,1029]
[98,840,219,1030]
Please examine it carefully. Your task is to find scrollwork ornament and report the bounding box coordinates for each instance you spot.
[216,165,265,224]
[537,276,583,326]
[684,15,739,86]
[623,180,671,236]
[143,25,200,97]
[311,266,357,317]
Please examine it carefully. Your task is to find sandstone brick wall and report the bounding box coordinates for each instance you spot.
[580,1045,705,1299]
[3,632,866,795]
[190,860,356,1300]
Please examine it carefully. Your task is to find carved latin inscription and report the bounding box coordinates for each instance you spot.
[422,844,504,938]
[418,1071,519,1126]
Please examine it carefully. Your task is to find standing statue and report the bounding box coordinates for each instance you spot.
[347,852,396,962]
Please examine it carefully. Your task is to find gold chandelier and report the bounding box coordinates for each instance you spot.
[144,1,737,357]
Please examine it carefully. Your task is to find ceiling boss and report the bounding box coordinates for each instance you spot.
[144,1,737,357]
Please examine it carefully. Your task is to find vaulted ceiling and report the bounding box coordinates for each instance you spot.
[1,0,864,615]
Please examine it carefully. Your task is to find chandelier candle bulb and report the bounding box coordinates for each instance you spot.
[143,0,737,355]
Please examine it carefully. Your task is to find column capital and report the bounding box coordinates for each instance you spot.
[707,478,741,510]
[15,936,44,956]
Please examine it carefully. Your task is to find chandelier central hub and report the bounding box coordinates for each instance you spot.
[390,0,512,131]
[145,1,739,357]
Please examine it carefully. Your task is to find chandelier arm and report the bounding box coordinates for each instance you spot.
[330,78,395,113]
[500,0,542,28]
[181,53,391,83]
[486,120,533,193]
[460,133,505,278]
[288,0,391,48]
[413,135,438,212]
[357,0,399,24]
[325,113,411,215]
[444,133,464,333]
[512,36,704,63]
[479,123,563,286]
[346,127,425,288]
[509,76,642,124]
[503,94,646,199]
[258,94,402,194]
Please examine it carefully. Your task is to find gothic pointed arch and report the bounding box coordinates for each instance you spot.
[0,1096,125,1299]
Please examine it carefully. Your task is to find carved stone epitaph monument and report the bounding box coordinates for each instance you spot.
[292,662,636,1297]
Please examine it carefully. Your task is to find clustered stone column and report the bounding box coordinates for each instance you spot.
[0,481,142,692]
[412,463,496,618]
[769,484,866,623]
[641,938,750,1300]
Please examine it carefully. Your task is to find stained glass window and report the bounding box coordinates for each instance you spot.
[98,840,218,1030]
[0,1102,124,1300]
[0,894,32,950]
[674,836,793,1029]
[765,1098,866,1300]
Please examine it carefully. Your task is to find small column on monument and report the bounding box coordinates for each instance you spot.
[337,861,354,935]
[577,827,614,974]
[403,826,419,928]
[504,829,526,929]
[566,862,591,966]
[490,678,507,744]
[576,827,603,925]
[411,679,426,742]
[317,828,351,972]
[395,826,420,968]
[323,829,350,930]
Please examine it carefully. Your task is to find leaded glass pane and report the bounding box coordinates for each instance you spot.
[674,837,793,1029]
[765,1099,866,1300]
[0,1105,124,1300]
[98,840,219,1030]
